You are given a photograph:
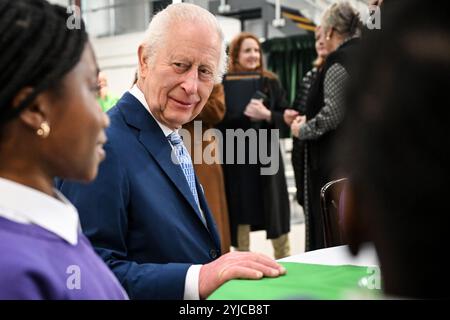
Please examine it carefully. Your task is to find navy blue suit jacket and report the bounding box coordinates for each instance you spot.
[58,92,221,299]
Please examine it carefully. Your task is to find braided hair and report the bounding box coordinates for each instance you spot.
[0,0,88,126]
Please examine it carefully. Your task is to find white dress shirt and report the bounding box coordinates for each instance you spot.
[129,84,202,300]
[0,177,80,245]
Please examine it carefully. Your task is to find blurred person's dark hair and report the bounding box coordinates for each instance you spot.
[0,0,88,127]
[338,0,450,298]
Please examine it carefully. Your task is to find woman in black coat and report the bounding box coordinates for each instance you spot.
[219,32,291,259]
[284,26,329,251]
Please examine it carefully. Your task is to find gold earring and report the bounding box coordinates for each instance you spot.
[36,121,50,138]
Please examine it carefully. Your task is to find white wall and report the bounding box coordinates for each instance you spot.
[91,32,143,97]
[217,16,241,43]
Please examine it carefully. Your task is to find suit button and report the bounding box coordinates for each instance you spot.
[209,249,218,259]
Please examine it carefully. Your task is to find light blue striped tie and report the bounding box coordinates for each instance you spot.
[167,132,200,208]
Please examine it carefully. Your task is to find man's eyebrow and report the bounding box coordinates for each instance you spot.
[201,61,214,68]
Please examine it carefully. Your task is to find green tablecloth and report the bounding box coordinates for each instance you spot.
[208,262,381,300]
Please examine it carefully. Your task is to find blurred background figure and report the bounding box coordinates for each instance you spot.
[219,32,291,259]
[0,0,126,299]
[290,1,362,251]
[97,71,119,112]
[339,0,450,299]
[184,84,231,253]
[283,25,330,252]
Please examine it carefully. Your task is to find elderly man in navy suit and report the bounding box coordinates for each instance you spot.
[58,3,285,300]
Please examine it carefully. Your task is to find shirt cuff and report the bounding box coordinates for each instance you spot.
[183,264,202,300]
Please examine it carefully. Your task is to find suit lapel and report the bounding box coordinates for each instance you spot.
[196,179,221,249]
[117,93,210,229]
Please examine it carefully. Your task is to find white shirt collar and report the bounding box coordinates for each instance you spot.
[129,84,175,137]
[0,177,79,245]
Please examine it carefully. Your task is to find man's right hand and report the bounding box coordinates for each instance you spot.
[198,251,287,299]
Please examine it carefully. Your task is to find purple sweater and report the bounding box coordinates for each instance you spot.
[0,217,127,300]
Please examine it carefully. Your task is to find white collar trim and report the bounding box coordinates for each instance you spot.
[0,177,79,245]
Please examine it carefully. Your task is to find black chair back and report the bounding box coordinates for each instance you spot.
[320,178,347,247]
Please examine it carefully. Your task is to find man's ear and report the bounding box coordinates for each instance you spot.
[13,88,50,132]
[341,183,366,256]
[137,44,149,80]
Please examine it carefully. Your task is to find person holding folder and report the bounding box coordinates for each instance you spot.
[220,32,291,259]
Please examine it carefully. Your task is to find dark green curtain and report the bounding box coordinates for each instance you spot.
[262,34,317,105]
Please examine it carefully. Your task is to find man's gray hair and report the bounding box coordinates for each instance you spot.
[321,1,363,38]
[141,3,227,83]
